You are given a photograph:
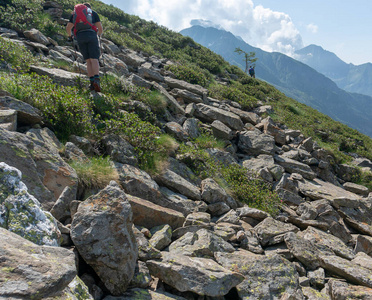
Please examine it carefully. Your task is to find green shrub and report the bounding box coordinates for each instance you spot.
[0,37,36,72]
[209,83,258,109]
[166,64,210,87]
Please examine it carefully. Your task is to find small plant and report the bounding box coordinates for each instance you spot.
[0,37,36,72]
[194,133,225,150]
[70,156,119,190]
[165,63,210,87]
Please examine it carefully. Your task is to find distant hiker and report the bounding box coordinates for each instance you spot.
[249,66,255,78]
[66,2,103,92]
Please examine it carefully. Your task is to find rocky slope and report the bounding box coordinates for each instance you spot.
[1,8,372,300]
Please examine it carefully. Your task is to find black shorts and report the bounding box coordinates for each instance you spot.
[76,30,100,60]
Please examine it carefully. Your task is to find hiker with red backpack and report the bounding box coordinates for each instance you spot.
[66,3,103,92]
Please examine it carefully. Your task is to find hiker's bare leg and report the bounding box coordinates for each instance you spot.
[86,58,99,77]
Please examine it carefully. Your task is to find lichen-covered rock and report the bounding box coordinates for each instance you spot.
[215,250,302,299]
[168,228,235,258]
[149,224,172,251]
[146,252,244,297]
[0,162,60,246]
[44,276,94,300]
[255,217,300,246]
[0,128,78,210]
[71,181,138,295]
[328,279,372,299]
[0,227,76,299]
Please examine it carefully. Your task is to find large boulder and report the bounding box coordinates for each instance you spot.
[238,130,276,156]
[0,162,60,246]
[328,279,372,300]
[71,181,138,295]
[0,128,78,210]
[146,252,244,297]
[0,228,76,299]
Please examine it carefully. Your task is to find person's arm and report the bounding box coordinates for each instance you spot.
[95,21,103,37]
[66,22,74,37]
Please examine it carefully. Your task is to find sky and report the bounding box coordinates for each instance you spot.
[100,0,372,65]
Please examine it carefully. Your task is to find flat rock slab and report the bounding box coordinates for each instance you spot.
[128,195,185,230]
[297,178,360,201]
[30,66,84,86]
[146,252,244,297]
[0,228,76,299]
[320,255,372,288]
[328,279,372,299]
[215,250,301,299]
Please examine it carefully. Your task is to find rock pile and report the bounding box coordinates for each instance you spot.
[0,23,372,300]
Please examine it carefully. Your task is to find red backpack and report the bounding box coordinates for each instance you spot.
[72,4,98,35]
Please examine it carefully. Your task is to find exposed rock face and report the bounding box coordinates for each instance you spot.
[0,228,76,299]
[0,162,60,246]
[71,181,138,295]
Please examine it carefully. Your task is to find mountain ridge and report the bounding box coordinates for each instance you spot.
[180,25,372,138]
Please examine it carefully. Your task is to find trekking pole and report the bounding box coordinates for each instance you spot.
[98,35,107,80]
[71,35,83,89]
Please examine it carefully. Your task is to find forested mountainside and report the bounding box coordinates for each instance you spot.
[0,1,372,299]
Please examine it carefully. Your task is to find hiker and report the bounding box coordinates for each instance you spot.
[66,2,103,92]
[249,66,255,78]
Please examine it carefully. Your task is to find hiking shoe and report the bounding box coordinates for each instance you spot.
[93,78,101,92]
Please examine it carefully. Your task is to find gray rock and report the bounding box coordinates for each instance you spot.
[343,182,370,197]
[355,235,372,255]
[227,105,260,125]
[308,268,325,289]
[183,212,211,226]
[211,120,234,140]
[117,164,162,202]
[146,252,244,297]
[0,227,76,299]
[164,77,208,97]
[128,73,153,88]
[195,103,244,130]
[71,181,138,295]
[105,288,188,299]
[133,226,161,262]
[64,141,89,162]
[301,287,330,299]
[101,53,129,76]
[201,177,229,204]
[0,128,78,210]
[338,201,372,236]
[275,155,317,180]
[30,66,85,86]
[50,185,77,222]
[207,201,230,216]
[149,224,172,251]
[0,95,42,126]
[238,130,276,156]
[0,162,60,246]
[300,226,355,260]
[128,194,185,230]
[352,252,372,271]
[236,206,270,221]
[117,51,146,67]
[169,228,235,257]
[0,109,16,131]
[216,209,240,225]
[170,88,204,104]
[101,134,138,165]
[46,276,94,300]
[284,232,323,270]
[182,118,200,139]
[152,82,185,115]
[320,255,372,288]
[205,148,238,167]
[24,28,49,45]
[138,66,164,82]
[129,261,152,289]
[327,279,372,300]
[255,217,300,246]
[155,169,201,201]
[215,250,301,300]
[164,121,189,142]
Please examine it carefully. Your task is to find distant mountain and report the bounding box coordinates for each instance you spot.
[295,45,372,97]
[180,25,372,138]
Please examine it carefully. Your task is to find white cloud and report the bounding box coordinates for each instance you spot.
[306,23,318,34]
[108,0,304,56]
